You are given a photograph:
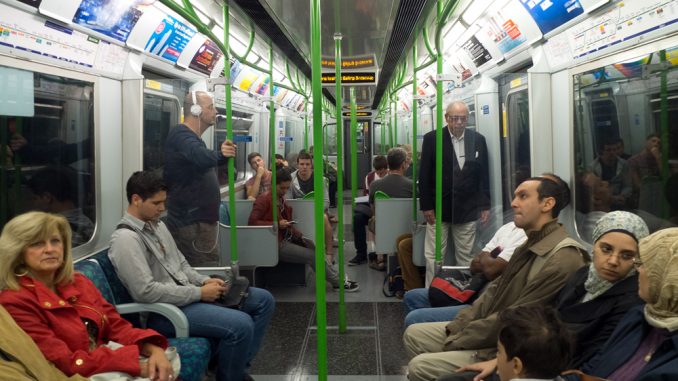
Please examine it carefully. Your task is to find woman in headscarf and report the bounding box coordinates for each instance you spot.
[574,227,678,380]
[445,211,650,381]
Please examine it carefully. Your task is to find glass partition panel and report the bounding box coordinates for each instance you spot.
[573,46,678,241]
[0,67,95,247]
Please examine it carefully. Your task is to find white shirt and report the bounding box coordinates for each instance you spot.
[449,128,465,169]
[481,221,527,262]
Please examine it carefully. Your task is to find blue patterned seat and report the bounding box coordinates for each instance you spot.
[75,250,211,381]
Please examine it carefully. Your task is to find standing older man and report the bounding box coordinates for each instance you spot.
[164,90,236,266]
[419,101,490,284]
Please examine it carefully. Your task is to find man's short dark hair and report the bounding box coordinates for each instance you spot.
[498,305,573,379]
[387,147,407,170]
[27,166,78,203]
[276,167,292,184]
[372,155,387,171]
[247,152,262,166]
[646,133,659,141]
[126,171,167,203]
[275,153,284,160]
[525,173,570,218]
[297,152,312,162]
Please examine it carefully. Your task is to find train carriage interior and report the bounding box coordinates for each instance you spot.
[1,0,678,380]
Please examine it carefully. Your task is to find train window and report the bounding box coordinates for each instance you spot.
[0,67,95,247]
[573,46,678,241]
[143,92,180,172]
[325,123,338,155]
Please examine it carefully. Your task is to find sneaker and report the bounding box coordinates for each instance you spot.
[348,255,367,266]
[369,260,386,271]
[334,279,360,292]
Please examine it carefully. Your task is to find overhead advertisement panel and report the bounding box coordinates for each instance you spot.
[18,0,42,7]
[71,0,153,42]
[187,39,223,75]
[519,0,584,35]
[460,35,493,68]
[482,0,542,56]
[143,13,196,63]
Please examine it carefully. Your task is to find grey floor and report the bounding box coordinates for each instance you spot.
[248,197,410,380]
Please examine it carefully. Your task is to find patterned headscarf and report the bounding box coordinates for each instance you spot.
[584,211,649,302]
[640,228,678,331]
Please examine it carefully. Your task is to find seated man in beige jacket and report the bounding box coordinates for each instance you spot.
[403,175,588,381]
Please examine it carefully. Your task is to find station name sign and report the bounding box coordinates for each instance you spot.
[321,72,376,85]
[321,54,376,69]
[342,111,372,117]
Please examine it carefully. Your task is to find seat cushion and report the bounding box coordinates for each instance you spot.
[168,337,211,381]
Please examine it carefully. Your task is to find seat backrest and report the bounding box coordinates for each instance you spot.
[221,200,255,226]
[219,223,278,267]
[375,198,422,253]
[284,198,317,242]
[91,250,134,305]
[74,259,115,304]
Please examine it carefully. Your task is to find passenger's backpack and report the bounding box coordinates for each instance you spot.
[428,268,487,307]
[383,266,404,297]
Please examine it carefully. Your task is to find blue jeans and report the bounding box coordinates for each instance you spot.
[148,287,275,380]
[403,288,467,327]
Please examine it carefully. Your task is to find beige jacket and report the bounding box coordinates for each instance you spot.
[443,221,588,355]
[0,305,88,381]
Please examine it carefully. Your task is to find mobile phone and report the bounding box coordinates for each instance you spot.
[288,220,297,224]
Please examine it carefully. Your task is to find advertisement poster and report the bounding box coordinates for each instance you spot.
[18,0,42,7]
[519,0,584,35]
[144,14,195,63]
[485,9,527,54]
[189,38,222,75]
[460,35,493,67]
[72,0,153,42]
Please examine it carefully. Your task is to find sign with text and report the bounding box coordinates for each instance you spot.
[342,111,372,117]
[321,54,376,69]
[322,72,376,86]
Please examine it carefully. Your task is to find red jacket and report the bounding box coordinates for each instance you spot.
[0,273,167,377]
[248,191,302,243]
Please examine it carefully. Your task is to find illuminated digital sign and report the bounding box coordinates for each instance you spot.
[321,54,376,69]
[322,72,376,85]
[342,105,369,110]
[342,111,372,117]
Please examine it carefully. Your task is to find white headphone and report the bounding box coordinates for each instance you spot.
[190,91,202,117]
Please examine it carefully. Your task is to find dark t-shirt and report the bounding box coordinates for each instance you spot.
[163,124,226,226]
[298,174,314,195]
[369,174,413,204]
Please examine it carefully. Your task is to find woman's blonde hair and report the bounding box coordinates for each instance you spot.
[0,212,74,290]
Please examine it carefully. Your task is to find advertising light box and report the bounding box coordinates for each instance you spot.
[481,0,542,56]
[71,0,153,42]
[519,0,584,35]
[460,35,494,68]
[187,39,223,75]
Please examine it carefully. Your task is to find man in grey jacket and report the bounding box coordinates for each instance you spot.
[109,171,275,381]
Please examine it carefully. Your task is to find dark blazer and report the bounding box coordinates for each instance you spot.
[576,305,678,381]
[555,266,643,368]
[418,127,490,224]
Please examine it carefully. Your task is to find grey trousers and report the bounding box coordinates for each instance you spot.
[279,239,341,286]
[168,221,219,267]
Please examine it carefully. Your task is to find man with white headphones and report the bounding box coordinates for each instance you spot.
[163,90,236,266]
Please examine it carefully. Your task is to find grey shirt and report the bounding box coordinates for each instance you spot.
[368,173,413,204]
[108,213,209,306]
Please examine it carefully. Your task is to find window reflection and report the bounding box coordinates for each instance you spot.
[0,68,95,247]
[574,47,678,238]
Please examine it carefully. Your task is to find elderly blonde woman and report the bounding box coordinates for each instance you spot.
[0,212,174,380]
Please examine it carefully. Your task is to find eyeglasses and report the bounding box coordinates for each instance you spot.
[632,257,643,269]
[445,115,467,122]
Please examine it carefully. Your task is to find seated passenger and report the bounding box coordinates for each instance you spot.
[450,211,650,381]
[286,152,336,263]
[108,171,275,381]
[0,304,89,380]
[402,221,526,327]
[27,166,95,246]
[403,175,587,381]
[363,154,388,196]
[245,152,272,200]
[275,153,288,170]
[249,168,359,292]
[569,228,678,381]
[588,139,632,209]
[0,212,175,380]
[352,148,413,270]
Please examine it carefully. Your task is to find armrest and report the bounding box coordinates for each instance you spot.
[116,303,190,338]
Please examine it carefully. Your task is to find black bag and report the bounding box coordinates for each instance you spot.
[211,273,250,310]
[383,266,404,297]
[428,268,488,307]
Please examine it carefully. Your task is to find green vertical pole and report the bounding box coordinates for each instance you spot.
[310,0,327,379]
[350,88,358,215]
[411,44,418,222]
[223,3,238,264]
[434,0,444,266]
[659,49,669,218]
[391,100,396,147]
[334,33,347,332]
[381,111,386,154]
[269,42,278,226]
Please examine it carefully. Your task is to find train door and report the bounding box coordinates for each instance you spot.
[498,72,530,213]
[343,119,371,191]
